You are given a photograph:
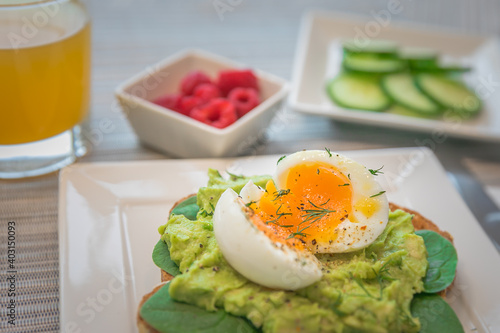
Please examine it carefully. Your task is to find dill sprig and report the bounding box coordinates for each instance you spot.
[272,189,290,201]
[338,183,350,187]
[325,147,332,157]
[350,272,377,299]
[286,225,312,239]
[199,209,212,217]
[330,292,347,317]
[200,202,216,217]
[370,191,386,198]
[368,166,384,176]
[348,260,395,301]
[301,199,336,224]
[277,155,286,165]
[266,204,292,226]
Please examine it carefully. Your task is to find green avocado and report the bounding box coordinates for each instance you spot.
[156,171,429,333]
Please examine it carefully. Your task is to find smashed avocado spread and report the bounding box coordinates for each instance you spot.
[157,170,428,333]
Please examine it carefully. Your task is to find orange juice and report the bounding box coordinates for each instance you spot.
[0,4,90,145]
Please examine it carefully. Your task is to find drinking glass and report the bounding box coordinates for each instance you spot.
[0,0,91,178]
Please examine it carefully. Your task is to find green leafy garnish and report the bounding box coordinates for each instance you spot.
[325,147,332,157]
[370,191,386,198]
[152,240,181,277]
[200,202,215,217]
[286,225,312,239]
[277,155,286,165]
[301,200,336,224]
[170,195,199,221]
[330,293,347,317]
[416,230,458,293]
[368,166,384,176]
[266,204,292,225]
[273,189,290,201]
[350,272,378,299]
[348,261,394,301]
[140,283,259,333]
[411,293,464,333]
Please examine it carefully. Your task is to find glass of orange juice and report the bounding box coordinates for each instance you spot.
[0,0,90,178]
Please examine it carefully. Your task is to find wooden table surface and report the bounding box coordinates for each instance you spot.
[1,0,500,332]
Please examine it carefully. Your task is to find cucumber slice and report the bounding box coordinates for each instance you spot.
[381,73,441,116]
[343,53,406,74]
[343,39,398,55]
[399,47,438,62]
[415,74,481,116]
[326,73,391,111]
[388,105,440,119]
[410,64,471,74]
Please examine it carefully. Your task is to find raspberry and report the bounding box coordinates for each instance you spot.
[228,87,260,117]
[193,83,221,102]
[190,98,238,129]
[217,69,259,96]
[180,71,212,95]
[179,96,205,115]
[153,93,182,112]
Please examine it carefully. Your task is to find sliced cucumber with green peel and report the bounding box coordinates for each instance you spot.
[381,73,441,116]
[343,53,406,74]
[326,73,391,111]
[399,47,438,62]
[415,74,481,116]
[388,105,440,119]
[411,64,471,74]
[343,39,398,56]
[399,47,437,68]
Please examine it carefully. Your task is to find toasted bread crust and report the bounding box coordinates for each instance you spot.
[169,193,197,216]
[389,203,453,243]
[139,201,455,332]
[137,283,166,333]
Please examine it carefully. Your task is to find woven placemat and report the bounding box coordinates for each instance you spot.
[0,175,59,332]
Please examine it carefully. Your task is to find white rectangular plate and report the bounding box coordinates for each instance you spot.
[289,11,500,142]
[59,148,500,332]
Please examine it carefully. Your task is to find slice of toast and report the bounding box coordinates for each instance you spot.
[138,201,455,333]
[137,283,166,333]
[389,203,453,243]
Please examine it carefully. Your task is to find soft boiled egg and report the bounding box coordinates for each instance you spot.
[214,186,323,290]
[213,150,389,290]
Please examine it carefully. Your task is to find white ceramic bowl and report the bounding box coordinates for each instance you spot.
[115,49,289,158]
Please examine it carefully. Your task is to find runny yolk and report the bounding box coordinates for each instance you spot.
[247,162,353,251]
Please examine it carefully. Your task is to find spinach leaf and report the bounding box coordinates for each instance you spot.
[416,230,457,293]
[411,293,464,333]
[152,240,181,277]
[170,195,199,220]
[140,283,260,333]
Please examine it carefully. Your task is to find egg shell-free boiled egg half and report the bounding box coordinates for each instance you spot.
[213,150,389,290]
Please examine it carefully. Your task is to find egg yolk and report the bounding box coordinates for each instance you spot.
[247,162,353,251]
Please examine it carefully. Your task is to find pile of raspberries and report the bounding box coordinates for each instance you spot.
[153,69,261,129]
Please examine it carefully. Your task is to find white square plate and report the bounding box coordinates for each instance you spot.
[289,11,500,142]
[59,148,500,332]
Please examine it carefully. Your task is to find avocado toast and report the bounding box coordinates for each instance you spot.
[137,153,462,333]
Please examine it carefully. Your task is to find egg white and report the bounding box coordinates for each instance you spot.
[213,187,323,290]
[274,150,389,253]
